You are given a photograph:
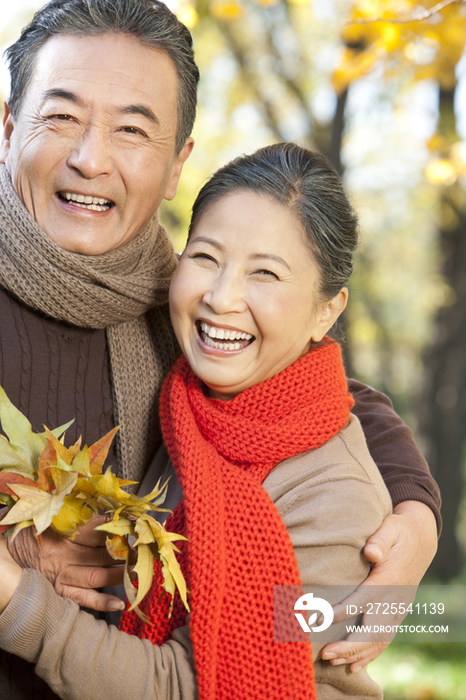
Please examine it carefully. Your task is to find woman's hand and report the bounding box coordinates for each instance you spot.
[320,501,438,672]
[7,519,125,613]
[0,537,23,614]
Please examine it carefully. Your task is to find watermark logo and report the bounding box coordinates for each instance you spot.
[294,592,334,633]
[275,585,465,643]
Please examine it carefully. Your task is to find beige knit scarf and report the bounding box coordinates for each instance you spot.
[0,164,179,485]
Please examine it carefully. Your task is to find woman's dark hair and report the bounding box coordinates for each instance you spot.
[4,0,199,153]
[189,142,358,301]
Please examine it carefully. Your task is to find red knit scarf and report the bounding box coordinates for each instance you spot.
[120,339,354,699]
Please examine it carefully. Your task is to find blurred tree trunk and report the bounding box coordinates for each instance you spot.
[419,85,466,580]
[322,89,355,377]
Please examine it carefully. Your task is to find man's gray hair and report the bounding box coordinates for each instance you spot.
[4,0,199,153]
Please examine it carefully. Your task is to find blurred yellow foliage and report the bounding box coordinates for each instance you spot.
[334,0,466,93]
[425,158,459,185]
[176,5,199,28]
[425,143,466,185]
[210,0,243,20]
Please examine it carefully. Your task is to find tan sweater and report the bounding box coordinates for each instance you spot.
[0,415,391,700]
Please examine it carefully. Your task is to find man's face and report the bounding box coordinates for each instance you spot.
[0,33,194,254]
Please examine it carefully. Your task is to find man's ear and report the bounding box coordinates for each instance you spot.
[310,288,348,343]
[164,137,195,201]
[0,102,14,163]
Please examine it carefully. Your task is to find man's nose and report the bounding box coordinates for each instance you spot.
[66,127,113,179]
[202,270,248,315]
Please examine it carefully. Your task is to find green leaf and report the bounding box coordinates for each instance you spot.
[0,386,73,472]
[0,435,34,472]
[0,492,14,508]
[71,445,91,476]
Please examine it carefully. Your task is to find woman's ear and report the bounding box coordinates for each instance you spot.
[310,288,348,343]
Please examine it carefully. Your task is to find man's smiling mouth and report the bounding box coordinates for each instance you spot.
[198,321,254,351]
[58,191,114,212]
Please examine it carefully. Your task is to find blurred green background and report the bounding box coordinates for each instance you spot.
[2,0,466,696]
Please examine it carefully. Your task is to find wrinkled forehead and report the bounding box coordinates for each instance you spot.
[22,32,179,114]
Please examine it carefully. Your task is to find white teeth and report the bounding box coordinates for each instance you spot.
[200,321,252,342]
[62,192,112,210]
[203,336,242,351]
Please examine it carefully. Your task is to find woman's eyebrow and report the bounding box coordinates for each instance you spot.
[250,253,291,271]
[190,236,224,250]
[190,239,292,270]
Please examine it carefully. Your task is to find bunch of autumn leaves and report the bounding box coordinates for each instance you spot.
[0,387,188,622]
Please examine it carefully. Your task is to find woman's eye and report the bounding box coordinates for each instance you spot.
[255,269,279,280]
[190,253,217,263]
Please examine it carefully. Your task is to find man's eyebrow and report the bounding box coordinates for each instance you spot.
[119,104,160,125]
[42,88,82,104]
[41,90,159,125]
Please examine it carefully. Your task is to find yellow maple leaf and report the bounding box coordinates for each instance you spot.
[52,491,95,539]
[97,517,135,538]
[0,386,188,614]
[2,472,77,535]
[88,426,120,476]
[159,541,189,612]
[129,543,155,612]
[106,534,131,561]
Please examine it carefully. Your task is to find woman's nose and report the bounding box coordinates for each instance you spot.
[66,127,113,179]
[202,271,248,315]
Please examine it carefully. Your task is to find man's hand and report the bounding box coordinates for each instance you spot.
[321,501,438,672]
[0,537,23,614]
[7,519,125,613]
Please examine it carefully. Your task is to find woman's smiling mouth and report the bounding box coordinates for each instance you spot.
[197,320,254,352]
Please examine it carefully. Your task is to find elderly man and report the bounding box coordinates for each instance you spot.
[0,1,439,699]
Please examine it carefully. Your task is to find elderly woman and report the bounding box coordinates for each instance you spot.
[0,143,433,699]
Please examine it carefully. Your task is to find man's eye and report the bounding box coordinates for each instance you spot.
[121,126,147,137]
[48,113,75,121]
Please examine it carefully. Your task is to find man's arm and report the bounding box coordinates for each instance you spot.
[320,380,440,672]
[349,378,441,532]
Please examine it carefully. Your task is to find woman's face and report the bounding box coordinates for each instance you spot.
[169,190,347,399]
